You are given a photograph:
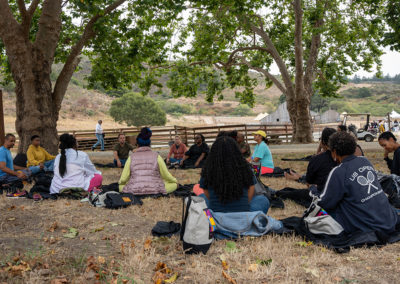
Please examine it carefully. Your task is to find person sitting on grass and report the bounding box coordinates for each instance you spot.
[378,131,400,176]
[27,135,56,174]
[285,127,337,192]
[236,132,251,159]
[196,136,270,213]
[50,134,102,194]
[248,130,274,176]
[311,131,399,233]
[166,135,188,165]
[119,127,178,195]
[0,134,30,194]
[180,134,209,169]
[113,133,134,168]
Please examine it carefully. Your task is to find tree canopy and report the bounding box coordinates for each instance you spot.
[109,92,166,127]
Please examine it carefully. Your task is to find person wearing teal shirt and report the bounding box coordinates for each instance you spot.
[248,130,274,175]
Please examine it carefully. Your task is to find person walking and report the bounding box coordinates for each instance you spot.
[92,120,104,151]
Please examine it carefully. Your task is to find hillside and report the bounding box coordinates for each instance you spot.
[1,58,399,133]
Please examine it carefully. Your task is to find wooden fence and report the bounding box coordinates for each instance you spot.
[69,124,293,150]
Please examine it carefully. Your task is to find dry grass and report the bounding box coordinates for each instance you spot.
[1,149,400,283]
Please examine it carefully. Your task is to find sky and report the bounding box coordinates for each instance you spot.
[268,47,400,78]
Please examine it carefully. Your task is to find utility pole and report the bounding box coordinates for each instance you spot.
[0,90,5,146]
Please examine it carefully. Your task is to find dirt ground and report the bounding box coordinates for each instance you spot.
[1,145,400,283]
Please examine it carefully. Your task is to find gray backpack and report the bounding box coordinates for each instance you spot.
[303,197,344,235]
[180,196,213,254]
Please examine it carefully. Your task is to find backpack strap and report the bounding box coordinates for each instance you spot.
[180,196,192,241]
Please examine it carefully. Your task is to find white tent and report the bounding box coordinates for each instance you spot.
[389,110,400,119]
[254,112,269,121]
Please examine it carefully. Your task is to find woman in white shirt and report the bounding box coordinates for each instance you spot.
[50,134,102,194]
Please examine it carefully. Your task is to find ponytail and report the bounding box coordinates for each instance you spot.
[59,148,67,178]
[58,133,77,178]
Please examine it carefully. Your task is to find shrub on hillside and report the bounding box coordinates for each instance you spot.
[157,101,193,115]
[110,92,166,127]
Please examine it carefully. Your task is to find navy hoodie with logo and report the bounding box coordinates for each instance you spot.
[314,155,399,234]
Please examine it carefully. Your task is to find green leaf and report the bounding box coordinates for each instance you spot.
[256,258,272,266]
[224,241,238,253]
[63,228,79,238]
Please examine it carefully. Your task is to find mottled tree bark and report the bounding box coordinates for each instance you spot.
[0,0,126,153]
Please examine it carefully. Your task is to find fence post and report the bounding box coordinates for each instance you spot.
[244,124,248,143]
[184,127,188,146]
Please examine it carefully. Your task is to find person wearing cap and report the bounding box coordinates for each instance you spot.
[248,130,274,175]
[118,127,178,195]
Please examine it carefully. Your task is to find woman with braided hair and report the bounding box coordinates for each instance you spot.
[198,136,270,213]
[50,134,102,194]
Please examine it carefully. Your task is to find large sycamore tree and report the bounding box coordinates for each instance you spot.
[0,0,183,153]
[156,0,384,143]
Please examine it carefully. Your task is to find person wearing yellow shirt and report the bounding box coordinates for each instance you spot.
[27,135,56,174]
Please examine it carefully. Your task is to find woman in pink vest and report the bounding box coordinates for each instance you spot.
[118,127,178,195]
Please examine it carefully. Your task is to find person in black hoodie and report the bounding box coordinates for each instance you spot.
[378,131,400,176]
[312,131,399,234]
[285,127,337,192]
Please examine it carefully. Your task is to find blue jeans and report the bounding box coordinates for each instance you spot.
[93,133,104,150]
[0,169,30,184]
[114,159,127,167]
[199,194,270,214]
[169,158,182,164]
[29,160,55,174]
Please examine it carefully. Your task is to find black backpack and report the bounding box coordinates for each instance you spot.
[104,192,143,209]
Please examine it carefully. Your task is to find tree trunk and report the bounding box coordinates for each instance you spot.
[293,96,313,143]
[13,47,60,154]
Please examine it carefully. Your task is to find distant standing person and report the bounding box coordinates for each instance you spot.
[113,133,135,168]
[92,120,104,151]
[236,133,251,158]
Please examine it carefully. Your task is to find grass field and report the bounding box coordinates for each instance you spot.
[1,147,400,283]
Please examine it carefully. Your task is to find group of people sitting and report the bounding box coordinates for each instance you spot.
[1,124,399,237]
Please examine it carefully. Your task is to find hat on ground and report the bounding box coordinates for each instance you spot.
[252,130,267,138]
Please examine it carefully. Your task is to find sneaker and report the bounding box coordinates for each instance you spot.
[6,190,27,198]
[91,147,95,152]
[33,193,43,201]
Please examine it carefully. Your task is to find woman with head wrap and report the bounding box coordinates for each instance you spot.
[118,127,178,194]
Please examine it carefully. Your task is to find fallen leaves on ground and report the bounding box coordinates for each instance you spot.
[296,241,313,247]
[47,222,58,232]
[222,270,237,284]
[221,260,229,270]
[152,262,178,283]
[92,227,104,233]
[3,261,31,276]
[248,263,258,272]
[144,238,152,250]
[50,278,68,284]
[63,228,78,238]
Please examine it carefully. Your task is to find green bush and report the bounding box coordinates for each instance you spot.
[232,104,253,116]
[157,101,193,115]
[110,92,166,126]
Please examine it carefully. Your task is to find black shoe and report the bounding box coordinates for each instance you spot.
[91,147,95,152]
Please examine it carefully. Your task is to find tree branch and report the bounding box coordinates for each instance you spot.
[226,46,270,66]
[236,56,287,94]
[53,0,127,110]
[16,0,28,19]
[28,0,41,17]
[293,0,305,98]
[0,0,21,39]
[34,0,62,61]
[304,0,328,96]
[246,17,295,97]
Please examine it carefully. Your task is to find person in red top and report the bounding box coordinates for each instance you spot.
[166,136,188,165]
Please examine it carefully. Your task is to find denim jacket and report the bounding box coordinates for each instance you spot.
[210,210,283,239]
